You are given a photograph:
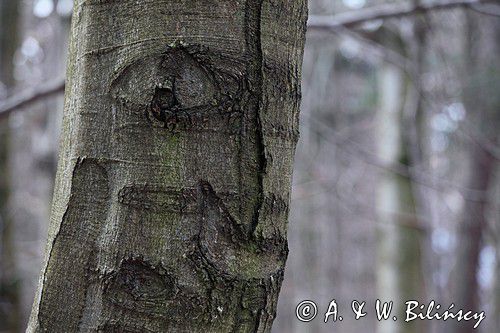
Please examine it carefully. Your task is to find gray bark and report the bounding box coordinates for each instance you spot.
[28,1,307,332]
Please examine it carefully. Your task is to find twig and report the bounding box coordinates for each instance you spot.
[457,121,500,161]
[469,2,500,17]
[307,115,491,203]
[334,25,418,80]
[307,0,489,30]
[0,78,65,119]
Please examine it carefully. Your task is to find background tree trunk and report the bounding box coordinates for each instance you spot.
[447,10,499,333]
[8,3,70,328]
[375,60,424,333]
[0,0,21,331]
[28,1,307,332]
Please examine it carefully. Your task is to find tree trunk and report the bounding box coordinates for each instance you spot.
[449,148,495,333]
[447,11,499,333]
[28,1,307,332]
[375,62,424,333]
[0,0,21,331]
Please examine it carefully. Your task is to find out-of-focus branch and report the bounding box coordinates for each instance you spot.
[469,2,500,17]
[307,115,491,203]
[335,25,419,80]
[0,78,65,120]
[307,0,494,31]
[458,121,500,161]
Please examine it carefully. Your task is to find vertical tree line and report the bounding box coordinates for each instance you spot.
[0,1,21,331]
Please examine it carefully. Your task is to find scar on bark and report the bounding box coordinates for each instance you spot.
[103,258,176,309]
[38,158,109,331]
[117,183,237,214]
[191,180,287,280]
[101,257,209,322]
[109,43,244,132]
[146,43,245,131]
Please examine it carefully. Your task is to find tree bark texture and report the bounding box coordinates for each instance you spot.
[28,1,307,332]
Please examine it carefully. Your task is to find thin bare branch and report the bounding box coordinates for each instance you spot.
[336,25,419,79]
[470,2,500,17]
[307,115,491,203]
[307,0,490,31]
[0,78,65,119]
[457,121,500,161]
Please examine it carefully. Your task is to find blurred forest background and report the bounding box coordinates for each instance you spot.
[0,0,499,332]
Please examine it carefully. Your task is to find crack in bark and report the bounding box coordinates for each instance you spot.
[243,0,267,238]
[194,180,286,279]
